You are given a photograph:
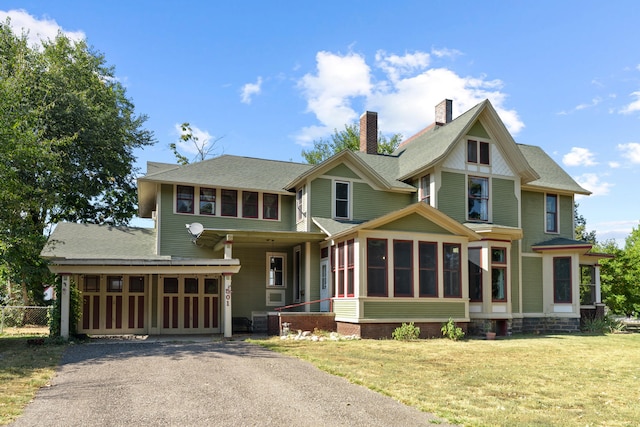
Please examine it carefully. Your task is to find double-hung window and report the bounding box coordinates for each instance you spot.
[468,177,489,221]
[177,185,194,213]
[263,193,278,220]
[335,181,350,219]
[554,257,572,303]
[443,243,461,297]
[199,188,216,215]
[242,191,258,218]
[420,175,431,204]
[491,248,507,302]
[221,189,238,217]
[546,194,558,233]
[267,254,285,287]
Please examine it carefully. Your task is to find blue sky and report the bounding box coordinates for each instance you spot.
[2,2,639,245]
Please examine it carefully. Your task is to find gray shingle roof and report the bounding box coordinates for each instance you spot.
[139,155,312,194]
[41,222,163,260]
[518,144,590,195]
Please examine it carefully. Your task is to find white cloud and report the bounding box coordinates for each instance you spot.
[617,142,640,163]
[562,147,598,167]
[375,50,431,82]
[174,123,215,156]
[295,49,524,144]
[574,173,613,197]
[608,161,621,168]
[431,47,463,59]
[240,77,263,104]
[297,51,372,134]
[0,9,85,47]
[620,91,640,114]
[575,97,602,110]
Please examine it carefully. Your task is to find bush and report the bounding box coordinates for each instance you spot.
[581,316,626,334]
[441,318,465,341]
[392,322,421,340]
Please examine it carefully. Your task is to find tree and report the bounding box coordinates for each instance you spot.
[0,22,154,304]
[599,226,640,317]
[574,203,597,243]
[301,123,402,164]
[170,122,224,165]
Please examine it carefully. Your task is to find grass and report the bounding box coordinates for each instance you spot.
[254,334,640,426]
[0,331,65,425]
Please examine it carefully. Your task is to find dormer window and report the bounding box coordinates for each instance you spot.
[467,140,490,165]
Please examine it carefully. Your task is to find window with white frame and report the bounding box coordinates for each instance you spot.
[420,175,431,204]
[334,181,350,219]
[296,187,304,222]
[554,257,572,303]
[177,185,195,213]
[443,243,461,297]
[546,194,558,233]
[467,139,490,165]
[491,247,507,302]
[468,176,489,221]
[199,188,216,215]
[266,253,286,288]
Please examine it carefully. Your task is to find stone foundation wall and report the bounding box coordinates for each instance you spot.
[521,317,580,334]
[467,319,514,336]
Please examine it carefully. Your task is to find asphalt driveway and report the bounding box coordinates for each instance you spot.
[12,339,454,426]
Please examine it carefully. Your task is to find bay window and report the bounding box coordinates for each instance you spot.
[554,257,572,303]
[491,248,507,302]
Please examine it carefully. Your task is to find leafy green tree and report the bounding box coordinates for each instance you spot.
[599,226,640,317]
[301,123,402,164]
[0,21,154,304]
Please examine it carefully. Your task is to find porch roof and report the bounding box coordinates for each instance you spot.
[194,228,327,249]
[531,237,594,254]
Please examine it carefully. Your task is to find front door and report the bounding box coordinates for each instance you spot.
[320,259,331,312]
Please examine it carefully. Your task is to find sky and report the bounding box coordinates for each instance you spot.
[2,1,639,246]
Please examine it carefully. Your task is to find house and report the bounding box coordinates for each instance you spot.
[41,99,609,339]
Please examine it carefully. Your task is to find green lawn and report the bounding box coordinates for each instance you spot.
[255,334,640,427]
[0,334,65,425]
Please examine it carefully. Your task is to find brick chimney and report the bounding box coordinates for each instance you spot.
[435,99,453,126]
[359,111,378,155]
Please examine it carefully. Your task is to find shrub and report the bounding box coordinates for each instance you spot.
[582,316,626,334]
[392,322,421,340]
[441,318,465,341]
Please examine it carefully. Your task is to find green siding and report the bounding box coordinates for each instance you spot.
[325,163,360,179]
[377,213,451,234]
[363,300,465,319]
[334,299,357,318]
[559,195,573,239]
[159,184,295,257]
[521,191,575,252]
[352,182,413,221]
[522,257,543,313]
[310,178,331,218]
[492,178,518,227]
[510,243,520,313]
[438,171,465,222]
[467,121,490,139]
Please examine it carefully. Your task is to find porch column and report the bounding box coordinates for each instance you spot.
[305,242,311,312]
[223,234,234,338]
[595,264,602,304]
[223,273,233,338]
[60,274,70,340]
